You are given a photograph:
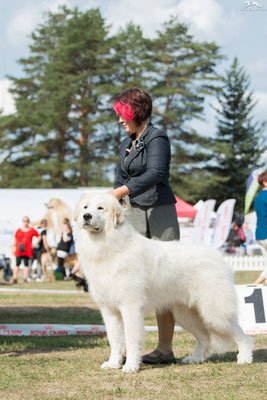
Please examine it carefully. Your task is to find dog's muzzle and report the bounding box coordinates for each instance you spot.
[83,213,92,221]
[82,213,100,232]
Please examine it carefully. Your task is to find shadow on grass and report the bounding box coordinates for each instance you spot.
[0,306,103,324]
[0,334,108,358]
[143,349,266,370]
[178,349,267,365]
[0,305,108,357]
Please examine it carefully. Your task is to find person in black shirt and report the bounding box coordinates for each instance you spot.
[56,218,73,277]
[33,219,49,281]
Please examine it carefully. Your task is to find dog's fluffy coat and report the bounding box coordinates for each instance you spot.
[74,193,253,373]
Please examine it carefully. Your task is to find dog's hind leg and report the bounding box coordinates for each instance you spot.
[233,323,253,364]
[120,304,145,373]
[172,304,210,364]
[100,306,125,370]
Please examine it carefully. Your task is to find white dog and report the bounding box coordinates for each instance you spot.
[74,193,253,373]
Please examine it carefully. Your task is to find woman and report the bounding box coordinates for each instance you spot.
[109,87,180,364]
[254,171,267,284]
[56,218,73,278]
[13,216,39,283]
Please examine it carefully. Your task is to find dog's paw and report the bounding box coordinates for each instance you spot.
[237,353,253,364]
[122,363,139,373]
[101,360,122,370]
[182,355,204,364]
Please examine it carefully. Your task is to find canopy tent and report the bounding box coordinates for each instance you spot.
[175,195,197,218]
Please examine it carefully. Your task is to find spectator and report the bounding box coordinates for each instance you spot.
[56,218,73,278]
[69,258,88,292]
[227,212,246,253]
[33,219,49,282]
[0,254,13,282]
[12,216,39,283]
[254,171,267,284]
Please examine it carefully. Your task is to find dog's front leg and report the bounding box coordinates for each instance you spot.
[120,304,144,373]
[100,306,125,370]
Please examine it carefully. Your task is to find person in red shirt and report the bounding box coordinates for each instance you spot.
[13,216,39,283]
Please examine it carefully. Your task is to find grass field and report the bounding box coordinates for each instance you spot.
[0,273,266,400]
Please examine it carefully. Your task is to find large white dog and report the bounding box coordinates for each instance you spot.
[74,193,253,373]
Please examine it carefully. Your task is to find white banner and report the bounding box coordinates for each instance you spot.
[211,199,236,249]
[0,324,106,336]
[192,200,216,245]
[0,324,183,336]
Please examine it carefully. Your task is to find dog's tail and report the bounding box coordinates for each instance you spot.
[208,331,234,355]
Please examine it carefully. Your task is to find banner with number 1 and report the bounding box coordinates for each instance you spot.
[237,285,267,334]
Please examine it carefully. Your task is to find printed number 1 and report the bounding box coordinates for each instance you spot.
[245,288,266,323]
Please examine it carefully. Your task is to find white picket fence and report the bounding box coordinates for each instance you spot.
[223,255,265,271]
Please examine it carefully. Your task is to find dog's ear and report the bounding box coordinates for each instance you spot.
[111,201,124,228]
[73,194,88,222]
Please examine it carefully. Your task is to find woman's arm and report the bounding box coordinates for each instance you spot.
[42,234,50,252]
[108,185,131,200]
[13,239,17,255]
[114,138,128,189]
[124,135,169,198]
[62,225,72,242]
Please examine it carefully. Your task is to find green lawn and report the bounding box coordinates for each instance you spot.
[0,272,266,400]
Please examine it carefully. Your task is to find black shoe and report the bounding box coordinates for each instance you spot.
[142,350,176,365]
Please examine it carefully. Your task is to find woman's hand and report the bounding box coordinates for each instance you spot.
[108,186,131,200]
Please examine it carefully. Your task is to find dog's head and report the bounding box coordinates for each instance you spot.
[45,197,70,212]
[45,198,63,210]
[74,192,125,233]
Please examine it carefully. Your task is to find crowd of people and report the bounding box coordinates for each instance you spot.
[0,215,87,291]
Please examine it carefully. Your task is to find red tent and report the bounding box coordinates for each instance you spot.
[175,195,197,218]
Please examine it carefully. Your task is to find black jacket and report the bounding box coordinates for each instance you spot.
[114,122,176,207]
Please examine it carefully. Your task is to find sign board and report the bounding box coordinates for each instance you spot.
[236,285,267,334]
[211,199,236,248]
[192,199,216,245]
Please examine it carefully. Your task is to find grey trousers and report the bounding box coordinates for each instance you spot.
[124,197,180,241]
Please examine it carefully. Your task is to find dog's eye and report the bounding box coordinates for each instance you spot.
[97,206,104,210]
[83,205,88,209]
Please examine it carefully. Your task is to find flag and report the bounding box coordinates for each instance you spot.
[244,167,264,215]
[211,199,236,249]
[192,199,216,245]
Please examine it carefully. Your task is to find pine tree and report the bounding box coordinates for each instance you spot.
[150,18,223,201]
[0,6,112,187]
[99,23,153,178]
[207,57,266,210]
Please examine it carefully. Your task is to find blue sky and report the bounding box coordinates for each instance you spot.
[1,0,267,152]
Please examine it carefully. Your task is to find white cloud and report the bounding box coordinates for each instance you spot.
[254,91,267,121]
[100,0,244,43]
[7,0,244,46]
[100,0,178,37]
[0,79,16,116]
[7,0,74,45]
[176,0,243,43]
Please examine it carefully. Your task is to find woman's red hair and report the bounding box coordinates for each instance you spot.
[113,87,152,125]
[113,101,134,121]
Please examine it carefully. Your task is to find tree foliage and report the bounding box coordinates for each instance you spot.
[0,7,265,207]
[206,57,266,210]
[149,18,223,201]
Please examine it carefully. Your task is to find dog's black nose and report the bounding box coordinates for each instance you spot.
[83,213,92,221]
